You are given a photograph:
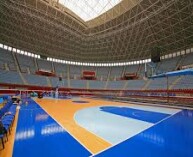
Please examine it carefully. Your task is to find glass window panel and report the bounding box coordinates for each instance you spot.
[59,0,121,21]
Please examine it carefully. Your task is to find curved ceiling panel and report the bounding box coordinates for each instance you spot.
[0,0,193,62]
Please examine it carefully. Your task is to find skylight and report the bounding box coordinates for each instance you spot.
[59,0,122,21]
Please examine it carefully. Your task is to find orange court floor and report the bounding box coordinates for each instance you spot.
[34,98,128,154]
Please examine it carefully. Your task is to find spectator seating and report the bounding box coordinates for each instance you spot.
[8,63,17,71]
[173,75,193,89]
[16,54,36,74]
[37,59,52,71]
[97,67,109,80]
[110,66,124,79]
[1,47,193,91]
[70,80,87,89]
[69,65,82,79]
[89,80,106,89]
[126,80,147,90]
[1,68,193,91]
[157,56,181,73]
[0,99,17,149]
[54,62,67,76]
[107,81,126,90]
[0,62,5,70]
[181,52,193,67]
[49,77,68,87]
[23,73,48,86]
[83,66,96,72]
[0,70,23,85]
[147,76,178,90]
[0,48,16,71]
[125,64,139,73]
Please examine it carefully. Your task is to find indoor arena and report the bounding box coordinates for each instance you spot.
[0,0,193,157]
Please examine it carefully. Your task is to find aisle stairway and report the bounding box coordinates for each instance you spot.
[142,79,152,90]
[169,76,183,89]
[19,72,27,85]
[46,77,52,87]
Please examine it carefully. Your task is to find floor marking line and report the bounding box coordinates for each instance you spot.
[91,110,182,157]
[111,99,193,110]
[12,109,20,156]
[74,106,154,145]
[84,97,185,112]
[73,111,112,145]
[33,98,93,155]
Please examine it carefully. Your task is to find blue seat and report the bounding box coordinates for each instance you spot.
[0,98,3,104]
[0,121,8,150]
[0,121,9,140]
[0,99,17,149]
[0,134,4,149]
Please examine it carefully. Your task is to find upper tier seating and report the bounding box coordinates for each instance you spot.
[97,67,109,80]
[110,66,124,79]
[181,52,193,67]
[69,65,82,79]
[8,63,17,71]
[157,56,181,73]
[49,77,68,87]
[0,62,5,70]
[83,66,96,71]
[0,48,14,64]
[54,62,67,76]
[0,48,16,71]
[1,47,193,91]
[23,73,48,86]
[125,65,139,73]
[37,59,52,71]
[138,64,145,76]
[16,54,36,74]
[0,70,23,84]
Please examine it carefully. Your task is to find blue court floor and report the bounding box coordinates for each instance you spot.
[74,105,174,145]
[94,109,193,157]
[12,98,193,157]
[13,99,91,157]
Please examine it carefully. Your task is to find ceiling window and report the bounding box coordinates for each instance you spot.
[59,0,122,21]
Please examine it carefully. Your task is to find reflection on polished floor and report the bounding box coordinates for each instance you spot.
[1,97,193,157]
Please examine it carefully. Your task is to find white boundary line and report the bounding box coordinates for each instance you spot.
[73,106,114,144]
[88,97,193,110]
[73,104,160,145]
[33,98,93,155]
[91,110,181,157]
[12,108,20,155]
[112,99,193,110]
[32,97,184,157]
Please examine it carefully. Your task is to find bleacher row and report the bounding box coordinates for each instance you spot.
[1,48,193,80]
[0,97,17,149]
[1,69,193,90]
[1,47,193,90]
